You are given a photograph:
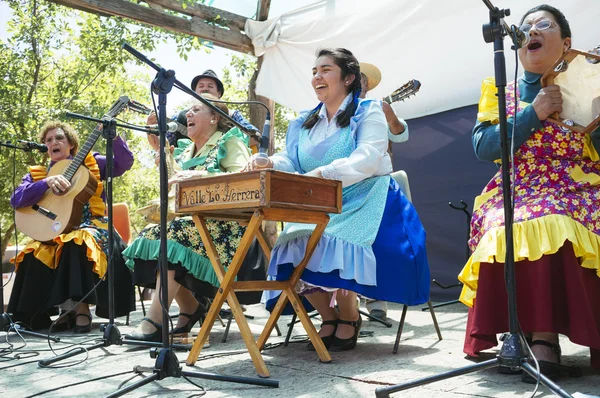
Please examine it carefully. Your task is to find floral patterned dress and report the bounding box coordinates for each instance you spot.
[460,81,600,306]
[123,129,252,289]
[459,77,600,367]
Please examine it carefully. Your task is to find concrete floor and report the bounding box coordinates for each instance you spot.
[1,300,599,397]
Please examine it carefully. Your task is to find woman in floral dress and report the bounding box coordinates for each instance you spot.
[459,4,600,380]
[124,96,265,341]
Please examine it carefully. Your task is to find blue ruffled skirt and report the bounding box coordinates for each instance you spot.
[265,178,430,312]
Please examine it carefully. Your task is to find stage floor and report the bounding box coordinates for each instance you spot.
[1,299,599,397]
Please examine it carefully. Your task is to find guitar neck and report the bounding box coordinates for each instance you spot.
[63,127,102,182]
[61,96,131,182]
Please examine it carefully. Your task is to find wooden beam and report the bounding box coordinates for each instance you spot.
[146,0,247,32]
[47,0,253,54]
[257,0,271,21]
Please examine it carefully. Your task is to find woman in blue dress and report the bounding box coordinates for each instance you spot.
[248,48,430,351]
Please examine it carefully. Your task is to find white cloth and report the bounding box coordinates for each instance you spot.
[245,0,600,119]
[271,96,391,187]
[389,118,409,143]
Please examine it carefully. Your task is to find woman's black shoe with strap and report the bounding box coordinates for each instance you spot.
[522,340,563,383]
[170,302,206,335]
[73,314,93,334]
[330,315,362,351]
[125,317,162,342]
[307,320,339,351]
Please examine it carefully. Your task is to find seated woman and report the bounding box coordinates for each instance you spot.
[247,48,430,351]
[124,96,265,342]
[8,121,135,332]
[459,4,600,380]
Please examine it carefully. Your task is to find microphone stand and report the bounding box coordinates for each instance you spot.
[0,141,60,342]
[375,2,573,397]
[101,44,278,397]
[36,113,196,369]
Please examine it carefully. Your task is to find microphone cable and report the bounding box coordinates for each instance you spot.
[507,26,542,397]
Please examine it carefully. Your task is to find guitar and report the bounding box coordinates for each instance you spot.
[382,79,421,104]
[15,96,144,242]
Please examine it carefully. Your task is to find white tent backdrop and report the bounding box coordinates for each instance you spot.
[247,0,600,118]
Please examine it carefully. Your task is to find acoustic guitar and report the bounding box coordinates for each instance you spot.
[14,96,146,242]
[382,79,421,104]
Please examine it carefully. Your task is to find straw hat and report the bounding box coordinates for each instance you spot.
[359,62,382,91]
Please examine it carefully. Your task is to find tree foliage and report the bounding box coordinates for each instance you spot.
[0,0,208,251]
[221,53,297,151]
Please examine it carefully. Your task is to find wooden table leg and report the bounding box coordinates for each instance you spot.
[186,211,270,377]
[257,216,331,364]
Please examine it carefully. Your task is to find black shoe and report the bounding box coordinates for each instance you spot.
[330,315,362,351]
[51,312,75,332]
[73,313,93,334]
[522,340,562,383]
[307,320,338,351]
[125,317,162,342]
[171,302,206,335]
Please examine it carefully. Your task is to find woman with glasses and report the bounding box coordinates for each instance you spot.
[8,121,135,332]
[460,4,600,381]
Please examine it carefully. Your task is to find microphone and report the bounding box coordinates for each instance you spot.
[508,24,530,49]
[259,112,271,154]
[18,140,48,153]
[147,121,187,135]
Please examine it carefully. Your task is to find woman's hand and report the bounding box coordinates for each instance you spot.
[154,145,175,166]
[532,84,563,121]
[168,170,205,188]
[244,153,273,171]
[304,168,323,178]
[46,175,71,195]
[146,112,160,151]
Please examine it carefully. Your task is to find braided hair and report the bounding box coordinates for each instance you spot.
[302,48,362,130]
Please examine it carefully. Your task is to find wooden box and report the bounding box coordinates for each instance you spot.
[175,170,342,219]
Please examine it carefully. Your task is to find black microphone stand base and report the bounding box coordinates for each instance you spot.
[375,339,573,398]
[0,312,60,341]
[106,348,278,398]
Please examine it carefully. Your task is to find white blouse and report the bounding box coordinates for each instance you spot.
[271,94,392,187]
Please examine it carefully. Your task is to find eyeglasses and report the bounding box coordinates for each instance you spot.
[519,19,557,34]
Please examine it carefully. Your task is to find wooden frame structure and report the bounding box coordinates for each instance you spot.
[47,0,272,54]
[46,0,274,144]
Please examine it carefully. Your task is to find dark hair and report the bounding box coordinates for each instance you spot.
[520,4,571,39]
[302,48,362,130]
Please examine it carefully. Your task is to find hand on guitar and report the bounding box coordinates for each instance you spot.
[532,84,563,121]
[46,175,71,195]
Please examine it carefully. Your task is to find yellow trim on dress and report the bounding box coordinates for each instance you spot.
[459,214,600,307]
[473,188,498,211]
[582,135,600,161]
[570,164,600,185]
[11,229,107,277]
[14,156,108,277]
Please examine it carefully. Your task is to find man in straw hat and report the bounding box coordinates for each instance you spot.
[359,62,409,144]
[359,62,412,321]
